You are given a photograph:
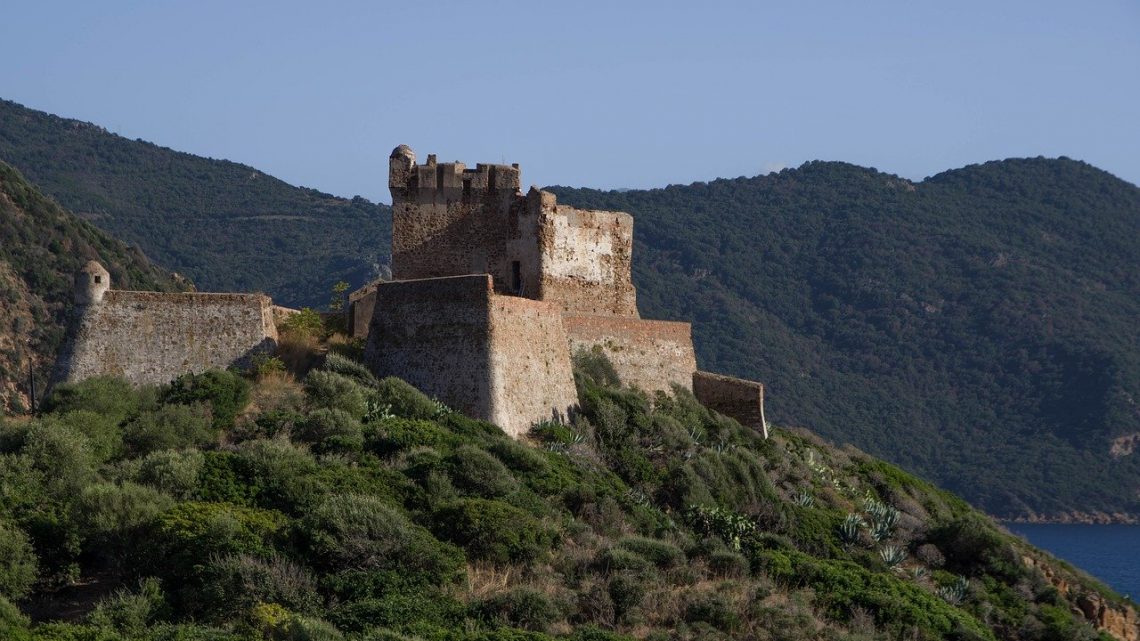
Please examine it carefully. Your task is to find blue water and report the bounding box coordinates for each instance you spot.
[1006,524,1140,600]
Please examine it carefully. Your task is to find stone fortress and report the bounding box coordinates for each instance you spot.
[55,146,766,439]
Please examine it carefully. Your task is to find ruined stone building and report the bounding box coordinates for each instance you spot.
[356,146,765,437]
[53,261,278,386]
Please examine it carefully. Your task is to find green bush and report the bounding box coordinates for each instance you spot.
[19,420,97,495]
[684,593,741,633]
[278,308,325,339]
[616,536,685,569]
[164,369,251,431]
[86,577,166,637]
[150,502,286,577]
[572,347,622,389]
[75,482,174,555]
[928,514,1025,582]
[134,449,205,499]
[365,418,460,456]
[295,408,363,453]
[475,587,563,632]
[194,553,321,622]
[321,353,377,388]
[706,550,749,578]
[53,410,123,463]
[445,445,518,498]
[431,498,554,565]
[302,494,463,584]
[595,547,653,576]
[304,371,368,419]
[0,521,37,600]
[234,439,322,514]
[123,403,217,456]
[41,376,141,425]
[0,595,29,640]
[374,377,441,420]
[328,590,465,632]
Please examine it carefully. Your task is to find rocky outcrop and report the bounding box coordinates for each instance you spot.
[1024,555,1140,641]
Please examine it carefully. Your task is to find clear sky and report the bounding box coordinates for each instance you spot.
[1,1,1137,202]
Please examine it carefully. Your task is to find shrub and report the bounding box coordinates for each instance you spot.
[365,418,460,456]
[431,498,554,565]
[616,536,685,569]
[134,449,205,499]
[304,371,368,419]
[195,554,321,622]
[374,377,441,420]
[278,308,325,339]
[0,595,29,639]
[41,376,141,425]
[707,550,749,578]
[86,577,166,637]
[595,547,653,575]
[19,420,97,495]
[572,347,622,389]
[295,408,364,453]
[328,590,465,632]
[54,410,123,463]
[684,593,741,633]
[0,521,37,600]
[150,502,287,578]
[164,369,251,431]
[487,439,550,475]
[75,482,174,556]
[476,587,563,632]
[302,494,463,584]
[321,353,376,387]
[445,445,517,498]
[251,353,287,379]
[123,403,216,455]
[235,439,322,513]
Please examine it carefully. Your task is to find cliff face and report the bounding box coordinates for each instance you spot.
[0,161,184,413]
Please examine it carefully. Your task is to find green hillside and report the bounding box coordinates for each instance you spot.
[0,99,389,308]
[0,161,185,413]
[0,346,1133,640]
[548,159,1140,519]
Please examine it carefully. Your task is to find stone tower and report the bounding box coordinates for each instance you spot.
[74,261,110,305]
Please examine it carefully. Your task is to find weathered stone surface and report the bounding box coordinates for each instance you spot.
[693,371,767,437]
[563,313,697,394]
[363,274,577,437]
[56,286,277,386]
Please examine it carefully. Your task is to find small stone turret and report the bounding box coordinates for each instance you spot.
[75,261,110,305]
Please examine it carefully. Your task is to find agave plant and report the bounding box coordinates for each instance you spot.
[936,575,970,605]
[838,513,864,546]
[430,397,454,418]
[879,545,907,568]
[792,490,815,508]
[863,498,900,541]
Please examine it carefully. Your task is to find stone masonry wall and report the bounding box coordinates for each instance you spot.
[530,190,638,317]
[692,371,767,436]
[488,295,579,436]
[57,291,277,386]
[562,313,697,394]
[363,275,578,437]
[348,282,379,338]
[364,275,495,422]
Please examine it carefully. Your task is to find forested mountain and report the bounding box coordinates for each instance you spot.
[549,159,1140,519]
[0,99,389,308]
[0,161,184,413]
[3,97,1138,520]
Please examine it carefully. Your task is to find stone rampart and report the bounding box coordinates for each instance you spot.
[562,313,696,394]
[56,290,277,386]
[363,275,577,437]
[692,371,767,437]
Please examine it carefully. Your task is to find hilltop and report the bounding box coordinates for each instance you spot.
[0,340,1136,640]
[0,99,389,308]
[549,158,1140,520]
[3,97,1138,520]
[0,161,185,413]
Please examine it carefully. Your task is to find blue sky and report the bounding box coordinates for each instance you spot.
[2,1,1137,202]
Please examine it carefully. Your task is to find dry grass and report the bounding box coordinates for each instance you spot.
[275,330,325,376]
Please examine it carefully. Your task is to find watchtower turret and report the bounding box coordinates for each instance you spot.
[75,261,110,305]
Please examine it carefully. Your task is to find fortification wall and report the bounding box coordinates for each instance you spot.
[531,191,638,317]
[348,283,379,338]
[563,313,696,394]
[363,275,495,422]
[390,151,522,290]
[363,275,577,436]
[692,371,767,437]
[57,291,277,386]
[488,295,578,436]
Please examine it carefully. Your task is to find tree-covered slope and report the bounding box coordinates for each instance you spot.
[0,347,1135,641]
[0,161,185,413]
[549,159,1140,519]
[0,99,390,308]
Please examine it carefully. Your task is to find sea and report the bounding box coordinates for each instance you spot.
[1005,524,1140,600]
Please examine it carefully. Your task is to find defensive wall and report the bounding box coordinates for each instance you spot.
[692,371,767,437]
[55,262,277,386]
[362,274,577,437]
[562,313,697,394]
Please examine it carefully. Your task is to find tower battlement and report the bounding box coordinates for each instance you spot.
[389,145,520,201]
